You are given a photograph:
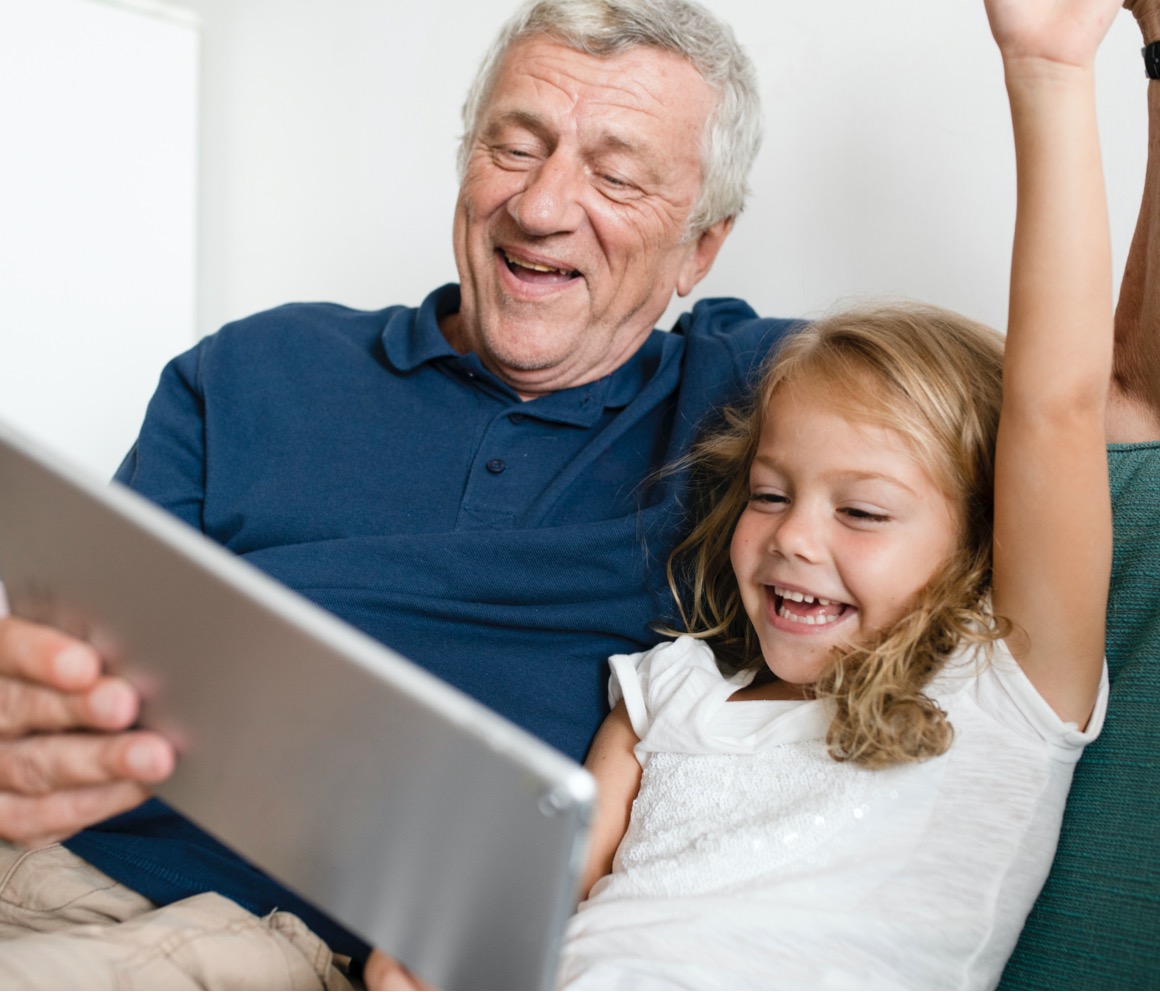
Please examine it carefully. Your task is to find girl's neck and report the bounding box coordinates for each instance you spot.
[730,678,812,703]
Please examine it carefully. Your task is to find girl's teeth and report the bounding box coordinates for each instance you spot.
[774,586,834,606]
[777,607,840,626]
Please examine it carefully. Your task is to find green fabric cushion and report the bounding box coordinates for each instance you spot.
[1000,443,1160,990]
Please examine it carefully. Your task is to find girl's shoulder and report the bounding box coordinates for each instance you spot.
[607,635,733,707]
[607,637,830,755]
[930,639,1108,757]
[606,636,748,746]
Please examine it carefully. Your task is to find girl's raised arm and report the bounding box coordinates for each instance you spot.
[985,0,1121,726]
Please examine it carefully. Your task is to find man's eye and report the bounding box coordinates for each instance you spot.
[494,146,536,165]
[598,173,639,196]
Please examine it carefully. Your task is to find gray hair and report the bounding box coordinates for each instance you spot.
[458,0,762,235]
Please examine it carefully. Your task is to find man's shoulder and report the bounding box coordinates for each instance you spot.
[669,296,801,398]
[674,296,801,365]
[156,300,421,401]
[214,300,407,347]
[675,296,800,339]
[186,300,421,377]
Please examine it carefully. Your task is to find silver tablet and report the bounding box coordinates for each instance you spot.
[0,419,594,991]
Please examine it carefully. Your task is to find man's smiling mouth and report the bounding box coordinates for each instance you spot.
[501,249,580,281]
[771,585,849,626]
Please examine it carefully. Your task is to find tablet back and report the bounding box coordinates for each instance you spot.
[0,420,594,990]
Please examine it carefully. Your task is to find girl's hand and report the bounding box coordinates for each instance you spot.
[364,950,432,991]
[983,0,1122,69]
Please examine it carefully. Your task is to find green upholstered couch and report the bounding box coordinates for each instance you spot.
[1000,443,1160,990]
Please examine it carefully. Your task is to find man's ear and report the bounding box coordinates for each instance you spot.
[676,216,734,298]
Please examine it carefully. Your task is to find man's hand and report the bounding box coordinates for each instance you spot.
[0,616,175,848]
[1125,0,1160,43]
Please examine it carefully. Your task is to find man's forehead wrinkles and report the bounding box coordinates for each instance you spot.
[517,47,677,115]
[484,109,548,138]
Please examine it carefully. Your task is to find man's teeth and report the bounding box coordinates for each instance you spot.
[504,251,572,275]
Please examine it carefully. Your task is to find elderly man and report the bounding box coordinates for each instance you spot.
[0,0,790,986]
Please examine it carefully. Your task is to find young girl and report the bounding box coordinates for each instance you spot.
[554,1,1122,988]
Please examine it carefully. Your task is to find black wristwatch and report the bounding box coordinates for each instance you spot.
[1144,41,1160,80]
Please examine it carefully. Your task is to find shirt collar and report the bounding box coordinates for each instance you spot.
[381,283,462,371]
[381,283,672,426]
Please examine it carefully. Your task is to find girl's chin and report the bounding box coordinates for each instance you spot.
[757,621,861,686]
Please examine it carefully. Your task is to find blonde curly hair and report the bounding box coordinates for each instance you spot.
[667,303,1009,768]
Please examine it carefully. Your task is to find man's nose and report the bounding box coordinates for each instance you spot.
[507,153,586,236]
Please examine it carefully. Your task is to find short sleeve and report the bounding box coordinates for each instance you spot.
[607,636,773,759]
[608,637,723,741]
[608,650,651,740]
[969,640,1109,762]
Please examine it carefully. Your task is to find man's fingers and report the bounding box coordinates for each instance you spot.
[0,674,138,736]
[0,623,171,846]
[0,731,174,845]
[0,617,102,691]
[0,779,154,848]
[0,618,141,735]
[0,731,175,797]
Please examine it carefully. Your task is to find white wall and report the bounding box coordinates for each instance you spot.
[175,0,1148,342]
[0,0,198,478]
[3,1,1151,476]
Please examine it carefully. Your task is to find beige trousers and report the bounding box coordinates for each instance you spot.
[0,843,356,990]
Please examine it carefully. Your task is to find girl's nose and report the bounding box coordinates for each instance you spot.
[769,502,824,563]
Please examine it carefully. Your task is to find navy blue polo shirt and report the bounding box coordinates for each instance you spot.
[65,284,793,960]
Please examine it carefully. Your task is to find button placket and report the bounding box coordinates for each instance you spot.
[457,407,538,528]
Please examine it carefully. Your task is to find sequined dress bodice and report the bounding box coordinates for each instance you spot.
[556,636,1106,990]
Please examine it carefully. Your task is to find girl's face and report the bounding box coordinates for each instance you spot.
[730,386,960,693]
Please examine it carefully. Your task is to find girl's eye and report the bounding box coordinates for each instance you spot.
[841,506,890,524]
[748,493,788,507]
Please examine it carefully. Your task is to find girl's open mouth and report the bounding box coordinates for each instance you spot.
[771,585,850,627]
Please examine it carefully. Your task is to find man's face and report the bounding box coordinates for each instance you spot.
[446,35,731,397]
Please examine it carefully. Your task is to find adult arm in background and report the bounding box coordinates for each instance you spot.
[1110,2,1160,442]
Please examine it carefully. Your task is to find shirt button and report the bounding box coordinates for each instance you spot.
[486,458,506,474]
[508,412,525,424]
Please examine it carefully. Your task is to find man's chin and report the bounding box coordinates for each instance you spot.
[477,317,587,372]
